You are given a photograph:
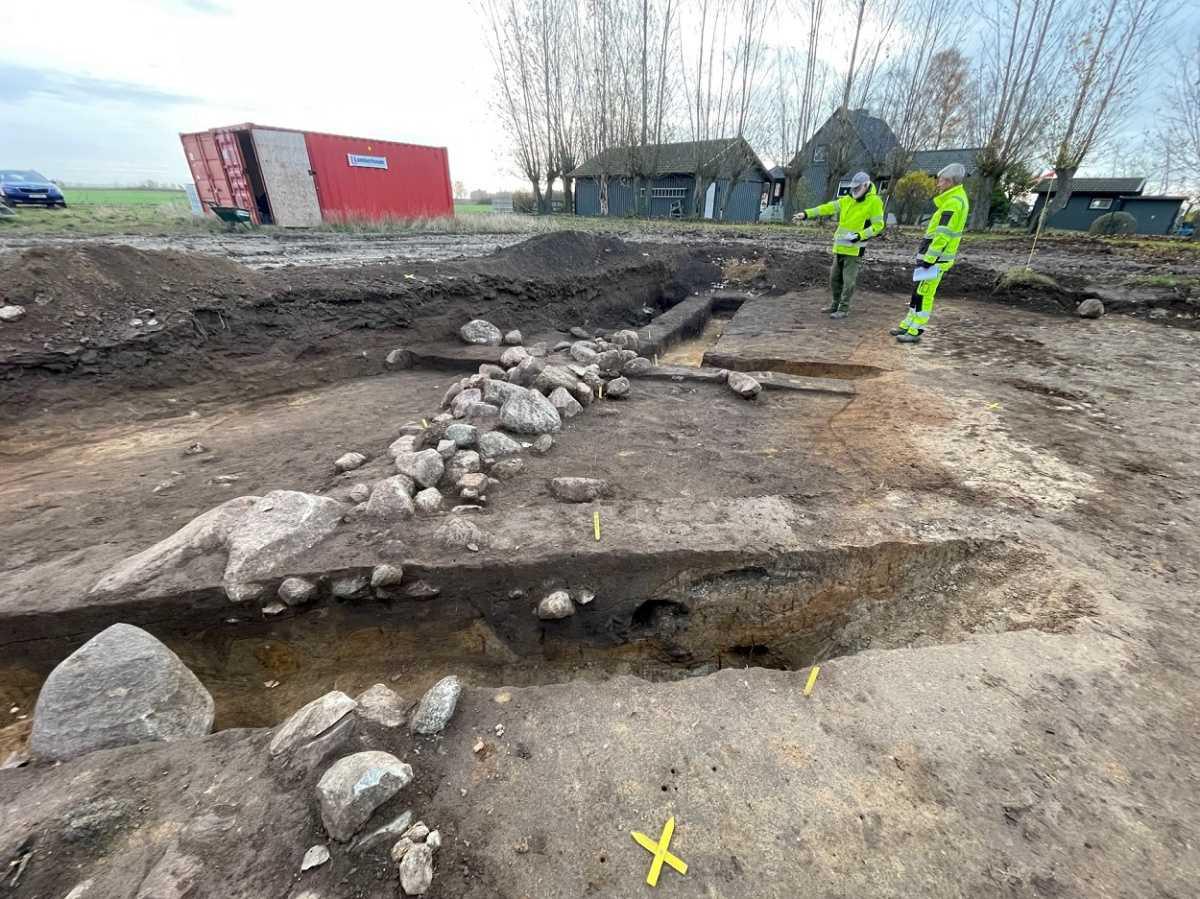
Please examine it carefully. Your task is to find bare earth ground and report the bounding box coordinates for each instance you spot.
[0,232,1197,898]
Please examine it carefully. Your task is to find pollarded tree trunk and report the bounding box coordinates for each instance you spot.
[1045,165,1078,218]
[561,176,574,215]
[968,172,998,231]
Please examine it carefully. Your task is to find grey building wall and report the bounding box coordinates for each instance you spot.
[1120,197,1182,235]
[573,173,765,222]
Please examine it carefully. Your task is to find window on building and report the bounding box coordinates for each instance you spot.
[813,145,827,163]
[876,177,890,193]
[650,187,688,199]
[836,180,853,197]
[774,182,783,198]
[1088,197,1113,210]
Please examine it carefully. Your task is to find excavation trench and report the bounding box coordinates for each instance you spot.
[1,536,1000,740]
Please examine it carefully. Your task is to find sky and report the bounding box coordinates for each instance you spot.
[1,0,1188,191]
[0,0,515,190]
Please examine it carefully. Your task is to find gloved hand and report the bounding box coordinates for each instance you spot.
[847,233,861,243]
[794,211,807,221]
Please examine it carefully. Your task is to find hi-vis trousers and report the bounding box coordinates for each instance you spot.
[899,269,944,336]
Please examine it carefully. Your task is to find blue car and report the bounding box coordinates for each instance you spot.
[0,170,66,207]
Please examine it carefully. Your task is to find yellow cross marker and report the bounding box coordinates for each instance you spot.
[803,665,820,697]
[631,816,687,886]
[593,511,601,542]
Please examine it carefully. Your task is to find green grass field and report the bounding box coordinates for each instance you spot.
[63,188,188,206]
[452,202,493,214]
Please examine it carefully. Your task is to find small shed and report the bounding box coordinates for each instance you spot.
[570,138,769,223]
[180,123,452,226]
[1030,177,1184,235]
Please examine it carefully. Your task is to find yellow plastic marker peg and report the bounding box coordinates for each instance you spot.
[421,418,429,428]
[631,816,688,886]
[804,665,821,697]
[598,382,605,399]
[593,511,601,542]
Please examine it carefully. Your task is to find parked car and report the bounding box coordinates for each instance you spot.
[0,170,66,207]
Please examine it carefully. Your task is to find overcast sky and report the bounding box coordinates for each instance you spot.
[1,0,1187,191]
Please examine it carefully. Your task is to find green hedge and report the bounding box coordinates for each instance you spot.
[1088,211,1137,236]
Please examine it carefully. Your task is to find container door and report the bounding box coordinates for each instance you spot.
[181,132,235,214]
[251,129,322,227]
[212,130,257,220]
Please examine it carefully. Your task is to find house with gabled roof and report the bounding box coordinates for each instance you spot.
[1030,177,1184,235]
[570,137,770,223]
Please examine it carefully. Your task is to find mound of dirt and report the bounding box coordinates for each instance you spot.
[452,230,658,280]
[0,244,265,347]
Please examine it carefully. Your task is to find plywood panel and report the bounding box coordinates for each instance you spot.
[251,129,322,227]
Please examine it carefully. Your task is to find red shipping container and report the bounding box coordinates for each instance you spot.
[179,124,452,225]
[304,132,452,221]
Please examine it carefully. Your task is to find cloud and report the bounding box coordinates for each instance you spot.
[172,0,231,13]
[0,62,196,108]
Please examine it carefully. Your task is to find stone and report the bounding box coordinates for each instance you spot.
[458,472,489,493]
[580,368,605,390]
[397,422,427,437]
[394,449,444,488]
[445,423,478,447]
[479,363,507,379]
[483,378,528,406]
[402,580,441,600]
[500,389,562,435]
[479,431,523,457]
[623,356,653,376]
[432,412,452,424]
[317,751,414,842]
[270,691,358,757]
[435,517,485,550]
[348,483,371,504]
[403,821,431,841]
[366,476,416,520]
[450,449,482,474]
[411,675,462,735]
[596,349,624,375]
[570,343,599,364]
[301,845,330,871]
[553,340,572,352]
[536,590,575,620]
[572,381,595,406]
[500,345,529,368]
[225,581,267,603]
[134,849,203,899]
[389,434,418,457]
[352,809,414,854]
[371,564,405,588]
[279,576,318,606]
[385,348,413,370]
[460,319,502,345]
[332,574,370,598]
[605,376,631,398]
[355,684,408,727]
[0,305,27,323]
[576,589,596,605]
[30,624,215,762]
[531,434,554,455]
[569,326,591,339]
[441,381,465,409]
[549,477,612,503]
[1077,297,1105,318]
[715,369,730,383]
[509,354,545,387]
[504,329,523,345]
[414,487,443,515]
[726,371,762,398]
[611,329,640,350]
[435,439,456,459]
[464,402,501,428]
[533,365,580,396]
[426,830,442,851]
[334,452,367,472]
[223,492,347,586]
[391,837,415,862]
[450,387,483,418]
[1148,307,1169,319]
[489,457,524,480]
[262,601,287,617]
[548,387,583,419]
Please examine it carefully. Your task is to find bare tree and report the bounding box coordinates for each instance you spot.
[1163,33,1200,235]
[925,48,972,148]
[968,0,1071,229]
[1043,0,1178,218]
[778,0,832,216]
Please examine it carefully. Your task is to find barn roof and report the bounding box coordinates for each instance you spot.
[569,137,767,180]
[1034,177,1145,195]
[910,148,981,173]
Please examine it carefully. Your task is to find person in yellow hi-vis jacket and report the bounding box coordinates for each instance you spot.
[892,163,970,344]
[794,171,885,319]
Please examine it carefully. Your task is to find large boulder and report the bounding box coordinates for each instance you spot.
[30,624,215,762]
[500,345,530,368]
[460,319,502,346]
[317,751,413,841]
[269,691,357,757]
[726,371,762,399]
[1077,298,1105,319]
[450,388,483,419]
[500,389,562,435]
[533,365,580,396]
[483,379,528,407]
[549,387,583,419]
[365,476,417,520]
[223,491,348,586]
[509,355,545,387]
[478,431,523,458]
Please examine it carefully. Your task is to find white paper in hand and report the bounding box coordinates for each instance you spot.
[913,265,940,282]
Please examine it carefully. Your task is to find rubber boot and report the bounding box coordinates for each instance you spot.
[896,332,921,344]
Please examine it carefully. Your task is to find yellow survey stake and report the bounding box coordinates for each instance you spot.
[631,816,687,886]
[804,665,820,697]
[593,511,601,542]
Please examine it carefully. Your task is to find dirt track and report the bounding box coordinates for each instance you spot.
[0,231,1198,897]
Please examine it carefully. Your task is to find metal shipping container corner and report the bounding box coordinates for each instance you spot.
[179,123,453,226]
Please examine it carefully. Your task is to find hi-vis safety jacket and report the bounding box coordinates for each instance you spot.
[919,183,969,271]
[804,184,886,257]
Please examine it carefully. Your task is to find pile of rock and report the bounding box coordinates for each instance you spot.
[269,677,461,896]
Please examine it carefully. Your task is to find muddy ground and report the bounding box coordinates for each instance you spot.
[0,231,1197,897]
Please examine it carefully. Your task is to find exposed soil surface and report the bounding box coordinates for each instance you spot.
[0,231,1198,898]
